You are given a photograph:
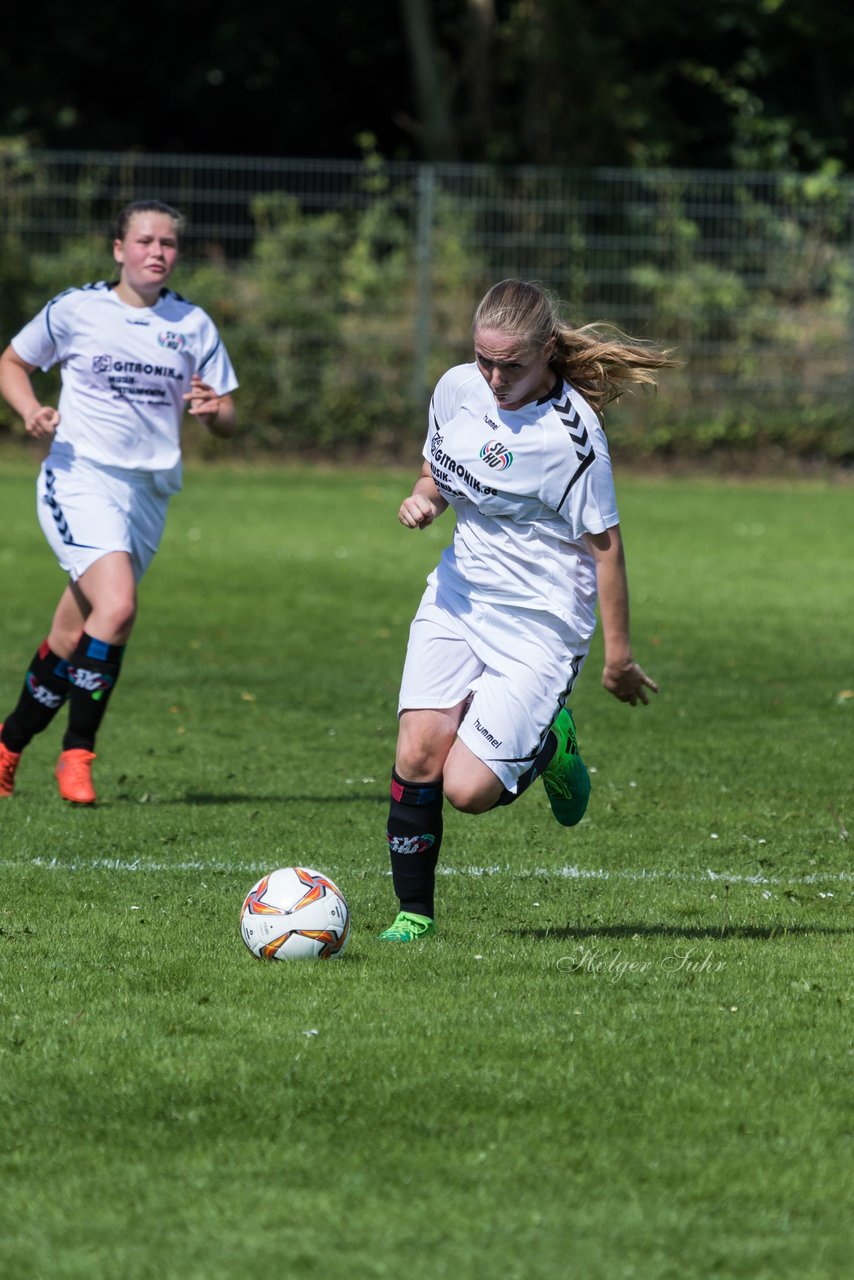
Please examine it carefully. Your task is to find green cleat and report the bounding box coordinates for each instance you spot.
[540,706,591,827]
[377,911,436,942]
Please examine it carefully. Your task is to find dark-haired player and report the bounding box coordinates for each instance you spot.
[0,201,238,803]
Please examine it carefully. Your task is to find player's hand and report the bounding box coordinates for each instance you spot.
[603,659,659,706]
[399,493,440,529]
[24,405,60,439]
[184,375,221,422]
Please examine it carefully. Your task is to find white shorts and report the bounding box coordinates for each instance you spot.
[37,451,172,583]
[398,576,588,792]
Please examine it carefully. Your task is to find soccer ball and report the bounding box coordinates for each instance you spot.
[239,867,350,961]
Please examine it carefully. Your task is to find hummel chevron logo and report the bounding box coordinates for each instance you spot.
[553,394,590,460]
[551,392,597,507]
[45,470,74,545]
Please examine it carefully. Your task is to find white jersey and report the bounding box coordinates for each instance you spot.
[424,362,619,639]
[12,282,238,477]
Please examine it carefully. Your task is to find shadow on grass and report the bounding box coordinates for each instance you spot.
[513,923,854,940]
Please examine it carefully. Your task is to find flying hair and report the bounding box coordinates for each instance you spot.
[473,279,678,413]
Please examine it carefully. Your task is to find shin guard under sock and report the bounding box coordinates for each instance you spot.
[1,641,71,752]
[63,634,125,752]
[386,768,444,918]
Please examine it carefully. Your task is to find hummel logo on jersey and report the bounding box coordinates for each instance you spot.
[479,440,513,470]
[484,414,500,430]
[553,393,591,461]
[553,391,596,506]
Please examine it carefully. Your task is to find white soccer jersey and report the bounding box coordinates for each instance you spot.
[423,362,619,640]
[12,282,238,474]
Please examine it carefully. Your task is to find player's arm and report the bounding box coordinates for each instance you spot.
[183,375,237,438]
[585,524,658,706]
[399,460,448,529]
[0,344,60,439]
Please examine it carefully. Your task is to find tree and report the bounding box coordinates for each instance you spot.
[397,0,458,159]
[1,0,853,171]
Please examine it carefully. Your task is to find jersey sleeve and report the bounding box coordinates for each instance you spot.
[562,450,620,537]
[195,314,239,394]
[542,389,620,537]
[421,364,477,461]
[10,292,74,372]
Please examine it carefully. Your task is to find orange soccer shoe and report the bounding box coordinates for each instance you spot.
[55,748,97,805]
[0,725,22,798]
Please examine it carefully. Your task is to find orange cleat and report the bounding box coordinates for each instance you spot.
[55,748,97,805]
[0,725,22,798]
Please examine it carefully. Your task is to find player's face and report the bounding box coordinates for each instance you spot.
[473,327,557,411]
[113,211,179,299]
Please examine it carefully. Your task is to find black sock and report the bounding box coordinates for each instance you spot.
[1,640,71,752]
[63,633,125,752]
[386,768,444,918]
[493,731,559,808]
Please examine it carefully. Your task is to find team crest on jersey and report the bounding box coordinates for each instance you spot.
[92,354,112,373]
[158,330,187,352]
[479,440,513,470]
[430,430,443,456]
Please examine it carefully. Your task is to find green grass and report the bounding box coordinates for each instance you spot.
[0,461,852,1280]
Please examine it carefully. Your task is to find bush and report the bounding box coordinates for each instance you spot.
[1,150,852,466]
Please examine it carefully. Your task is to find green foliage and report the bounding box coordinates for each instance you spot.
[183,148,480,455]
[1,147,852,463]
[631,261,751,343]
[1,466,852,1278]
[5,0,854,172]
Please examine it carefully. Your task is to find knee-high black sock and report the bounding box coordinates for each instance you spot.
[492,733,559,808]
[1,640,71,752]
[63,633,125,752]
[386,767,444,918]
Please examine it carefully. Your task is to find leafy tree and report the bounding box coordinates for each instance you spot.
[1,0,853,170]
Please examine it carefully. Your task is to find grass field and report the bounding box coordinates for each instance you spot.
[0,459,851,1280]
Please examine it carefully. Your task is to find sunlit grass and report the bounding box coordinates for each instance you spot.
[0,463,851,1279]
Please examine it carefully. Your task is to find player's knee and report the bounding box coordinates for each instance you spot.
[101,597,137,642]
[443,777,495,814]
[48,627,81,661]
[396,750,445,786]
[395,731,450,784]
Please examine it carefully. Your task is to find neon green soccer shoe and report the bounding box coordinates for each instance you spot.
[540,706,591,827]
[377,911,436,942]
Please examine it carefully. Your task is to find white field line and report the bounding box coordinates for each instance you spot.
[1,856,852,887]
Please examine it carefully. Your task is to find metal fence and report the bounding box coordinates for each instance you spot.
[2,147,853,411]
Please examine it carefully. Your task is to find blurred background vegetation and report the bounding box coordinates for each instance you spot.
[1,0,852,467]
[3,0,852,172]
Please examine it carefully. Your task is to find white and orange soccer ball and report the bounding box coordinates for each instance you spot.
[239,867,350,961]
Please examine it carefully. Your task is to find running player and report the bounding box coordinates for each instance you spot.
[0,200,238,804]
[379,278,675,941]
